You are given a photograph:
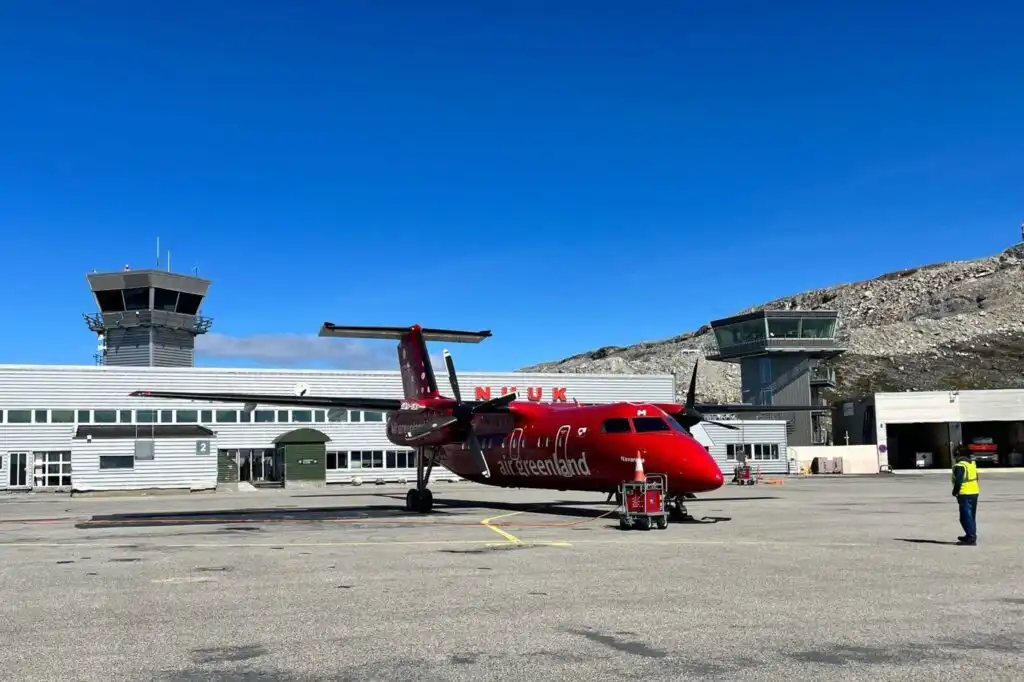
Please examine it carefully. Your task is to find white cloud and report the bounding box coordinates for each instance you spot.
[195,333,394,369]
[195,333,449,374]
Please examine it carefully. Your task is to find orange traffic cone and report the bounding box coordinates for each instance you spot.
[633,454,646,482]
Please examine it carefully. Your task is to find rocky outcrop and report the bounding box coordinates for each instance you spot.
[521,244,1024,403]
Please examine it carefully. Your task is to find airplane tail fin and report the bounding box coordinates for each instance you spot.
[318,323,491,400]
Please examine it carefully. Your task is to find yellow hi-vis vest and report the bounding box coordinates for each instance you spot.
[953,460,979,495]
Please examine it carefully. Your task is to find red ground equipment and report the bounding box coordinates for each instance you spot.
[618,457,669,530]
[732,462,758,485]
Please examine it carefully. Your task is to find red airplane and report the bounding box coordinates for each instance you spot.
[130,323,818,523]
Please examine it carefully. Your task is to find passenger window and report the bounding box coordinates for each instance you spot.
[602,418,632,433]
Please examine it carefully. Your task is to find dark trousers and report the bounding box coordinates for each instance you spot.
[957,494,978,540]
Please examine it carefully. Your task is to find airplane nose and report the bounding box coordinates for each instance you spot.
[684,445,724,492]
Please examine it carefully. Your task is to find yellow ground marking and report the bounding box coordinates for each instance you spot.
[480,511,525,544]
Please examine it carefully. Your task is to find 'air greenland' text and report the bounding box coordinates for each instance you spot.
[497,453,591,478]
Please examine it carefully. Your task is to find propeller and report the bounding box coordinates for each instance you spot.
[673,360,741,431]
[404,348,517,477]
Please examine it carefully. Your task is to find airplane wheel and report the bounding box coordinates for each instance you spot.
[638,517,652,531]
[655,517,668,530]
[405,489,419,512]
[417,489,434,513]
[619,518,631,531]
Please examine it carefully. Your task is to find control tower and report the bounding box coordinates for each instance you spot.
[84,267,213,367]
[703,309,846,446]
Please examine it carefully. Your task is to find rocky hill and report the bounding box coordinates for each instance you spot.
[521,243,1024,403]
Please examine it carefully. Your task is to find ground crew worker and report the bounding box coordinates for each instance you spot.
[951,445,979,545]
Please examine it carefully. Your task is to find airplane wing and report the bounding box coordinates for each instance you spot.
[128,390,403,412]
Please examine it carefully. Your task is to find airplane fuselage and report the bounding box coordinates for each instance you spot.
[386,400,725,495]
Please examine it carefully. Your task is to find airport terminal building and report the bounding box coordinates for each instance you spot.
[0,364,795,492]
[0,266,792,493]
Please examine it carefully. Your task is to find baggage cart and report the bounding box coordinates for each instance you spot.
[617,473,669,530]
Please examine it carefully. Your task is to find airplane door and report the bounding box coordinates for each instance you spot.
[555,425,571,458]
[509,428,524,458]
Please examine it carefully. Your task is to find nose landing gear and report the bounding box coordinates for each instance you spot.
[667,495,693,523]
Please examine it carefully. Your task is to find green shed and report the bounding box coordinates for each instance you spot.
[273,428,330,486]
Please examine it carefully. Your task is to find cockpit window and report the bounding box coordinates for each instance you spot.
[665,416,687,433]
[601,418,632,433]
[632,417,671,432]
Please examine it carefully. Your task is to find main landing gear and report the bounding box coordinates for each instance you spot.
[405,446,440,514]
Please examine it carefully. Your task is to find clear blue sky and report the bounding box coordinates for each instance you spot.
[1,1,1021,372]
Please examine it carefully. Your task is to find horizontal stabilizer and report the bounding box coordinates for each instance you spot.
[318,323,491,344]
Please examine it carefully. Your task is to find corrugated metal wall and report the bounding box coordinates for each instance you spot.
[0,365,675,408]
[103,328,152,367]
[152,329,196,367]
[692,420,790,474]
[71,437,218,492]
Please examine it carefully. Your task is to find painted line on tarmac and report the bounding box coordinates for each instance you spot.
[480,511,525,544]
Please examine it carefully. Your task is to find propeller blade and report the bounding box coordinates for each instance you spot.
[406,415,459,440]
[443,349,462,404]
[466,428,491,478]
[685,360,698,410]
[472,391,517,413]
[706,419,740,431]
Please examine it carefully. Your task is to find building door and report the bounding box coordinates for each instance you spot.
[8,452,30,489]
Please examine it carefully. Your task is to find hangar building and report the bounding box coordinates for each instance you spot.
[833,390,1024,470]
[0,265,792,493]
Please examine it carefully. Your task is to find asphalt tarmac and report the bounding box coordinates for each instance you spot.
[1,473,1023,681]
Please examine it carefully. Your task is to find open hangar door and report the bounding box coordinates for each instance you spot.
[885,422,950,469]
[960,421,1024,468]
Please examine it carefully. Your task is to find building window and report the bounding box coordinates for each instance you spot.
[385,450,416,468]
[349,450,384,468]
[99,455,134,470]
[326,451,349,470]
[363,411,384,422]
[277,410,289,422]
[52,410,75,423]
[349,411,362,423]
[200,410,212,423]
[292,410,312,422]
[77,410,91,423]
[239,410,251,422]
[94,410,116,423]
[7,410,31,424]
[215,410,238,423]
[33,451,71,487]
[254,410,275,423]
[137,410,157,423]
[119,410,132,423]
[328,409,348,422]
[177,410,198,423]
[759,357,772,384]
[314,410,326,423]
[727,443,780,461]
[160,410,174,423]
[34,410,49,423]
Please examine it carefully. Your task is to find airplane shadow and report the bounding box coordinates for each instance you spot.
[74,504,449,529]
[380,495,733,525]
[894,537,960,546]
